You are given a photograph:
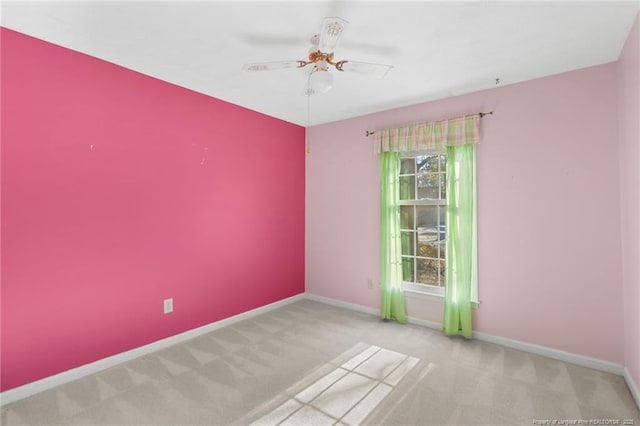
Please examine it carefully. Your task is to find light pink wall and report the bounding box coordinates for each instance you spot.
[1,28,305,391]
[618,12,640,393]
[307,62,624,364]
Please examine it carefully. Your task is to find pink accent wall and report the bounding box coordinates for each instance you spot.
[618,12,640,394]
[306,62,624,364]
[1,28,305,391]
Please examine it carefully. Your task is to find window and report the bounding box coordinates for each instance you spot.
[399,150,447,297]
[377,114,479,328]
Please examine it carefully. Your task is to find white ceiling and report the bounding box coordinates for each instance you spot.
[2,1,639,126]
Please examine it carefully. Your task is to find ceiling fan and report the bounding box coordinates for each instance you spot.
[242,17,394,96]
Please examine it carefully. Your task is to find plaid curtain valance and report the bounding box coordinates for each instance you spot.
[375,113,480,154]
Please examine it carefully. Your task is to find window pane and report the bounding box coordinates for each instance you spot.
[415,155,436,173]
[439,174,447,199]
[416,206,438,231]
[417,173,440,200]
[417,258,439,286]
[438,260,446,286]
[400,206,414,229]
[400,158,415,174]
[401,231,415,255]
[399,176,415,200]
[402,257,414,282]
[418,235,439,258]
[439,237,447,260]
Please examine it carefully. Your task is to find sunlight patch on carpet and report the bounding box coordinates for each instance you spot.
[247,343,421,426]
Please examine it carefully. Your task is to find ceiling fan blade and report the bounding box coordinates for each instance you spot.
[337,61,393,77]
[242,60,303,72]
[318,17,348,53]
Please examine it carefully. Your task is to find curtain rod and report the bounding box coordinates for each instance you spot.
[365,111,493,137]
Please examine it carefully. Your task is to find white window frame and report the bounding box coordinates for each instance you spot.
[399,149,447,300]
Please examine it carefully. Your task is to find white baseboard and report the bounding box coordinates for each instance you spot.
[471,330,624,375]
[624,367,640,410]
[0,293,305,406]
[304,293,628,376]
[3,291,636,411]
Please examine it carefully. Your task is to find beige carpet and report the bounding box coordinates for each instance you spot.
[1,299,638,425]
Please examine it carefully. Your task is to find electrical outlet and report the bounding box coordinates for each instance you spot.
[163,298,173,314]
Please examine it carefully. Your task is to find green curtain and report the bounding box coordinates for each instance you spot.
[443,143,477,338]
[380,151,407,323]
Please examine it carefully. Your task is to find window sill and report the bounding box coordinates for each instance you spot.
[404,288,445,303]
[402,285,481,309]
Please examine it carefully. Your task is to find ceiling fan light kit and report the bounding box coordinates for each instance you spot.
[308,68,333,94]
[243,17,393,95]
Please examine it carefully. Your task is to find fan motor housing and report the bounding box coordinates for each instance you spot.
[308,50,335,64]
